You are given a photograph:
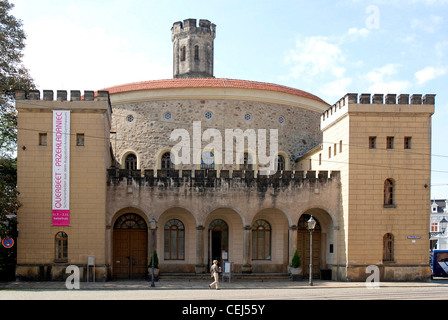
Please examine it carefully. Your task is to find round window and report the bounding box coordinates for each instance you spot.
[127,115,134,122]
[205,111,213,120]
[279,116,285,124]
[244,113,252,121]
[164,112,172,120]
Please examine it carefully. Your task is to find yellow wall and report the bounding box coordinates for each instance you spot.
[16,95,111,279]
[299,94,434,280]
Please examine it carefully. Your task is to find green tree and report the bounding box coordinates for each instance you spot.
[0,0,36,279]
[0,158,18,279]
[0,0,36,157]
[291,250,301,268]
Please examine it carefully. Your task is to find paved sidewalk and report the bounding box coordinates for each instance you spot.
[0,278,445,291]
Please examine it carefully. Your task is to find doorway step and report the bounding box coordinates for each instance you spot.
[158,273,291,281]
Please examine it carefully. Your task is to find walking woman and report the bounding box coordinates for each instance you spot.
[209,260,221,290]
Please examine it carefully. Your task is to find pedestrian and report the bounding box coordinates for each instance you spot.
[209,260,221,290]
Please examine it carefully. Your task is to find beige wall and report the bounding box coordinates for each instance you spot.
[106,169,341,274]
[15,92,111,280]
[15,89,435,281]
[299,93,434,280]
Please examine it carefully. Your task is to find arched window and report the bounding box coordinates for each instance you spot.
[298,214,321,231]
[194,45,199,61]
[384,179,394,206]
[180,46,186,61]
[201,151,215,169]
[55,231,68,261]
[125,153,137,171]
[383,233,394,262]
[114,213,147,229]
[164,219,185,260]
[252,220,271,260]
[209,219,229,263]
[161,152,173,170]
[277,155,285,171]
[243,153,253,171]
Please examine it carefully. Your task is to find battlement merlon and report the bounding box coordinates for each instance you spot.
[171,18,216,40]
[321,93,435,131]
[14,89,113,119]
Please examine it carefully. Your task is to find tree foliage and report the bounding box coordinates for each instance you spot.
[0,0,35,157]
[0,0,36,279]
[291,250,301,268]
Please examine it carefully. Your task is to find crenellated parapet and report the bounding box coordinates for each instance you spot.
[107,168,340,194]
[14,89,110,102]
[321,93,435,130]
[14,89,112,116]
[171,18,216,40]
[171,18,216,79]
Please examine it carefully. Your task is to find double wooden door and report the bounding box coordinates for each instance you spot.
[113,229,148,279]
[297,229,321,278]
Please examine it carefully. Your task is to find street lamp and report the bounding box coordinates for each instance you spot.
[307,215,317,286]
[149,216,157,287]
[440,217,448,234]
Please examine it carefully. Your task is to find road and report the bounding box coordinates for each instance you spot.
[1,279,448,300]
[1,280,446,319]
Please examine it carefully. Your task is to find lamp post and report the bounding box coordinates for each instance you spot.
[440,217,448,234]
[149,217,157,287]
[307,215,317,286]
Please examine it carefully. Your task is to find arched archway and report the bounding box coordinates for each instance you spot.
[296,208,336,279]
[297,214,321,279]
[112,213,148,279]
[205,207,243,269]
[208,219,229,267]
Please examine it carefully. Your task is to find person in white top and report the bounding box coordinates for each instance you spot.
[209,260,221,290]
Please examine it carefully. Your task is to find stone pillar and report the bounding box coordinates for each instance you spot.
[288,225,298,270]
[242,225,252,274]
[195,225,206,273]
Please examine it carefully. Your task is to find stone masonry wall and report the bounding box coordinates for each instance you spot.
[111,98,322,172]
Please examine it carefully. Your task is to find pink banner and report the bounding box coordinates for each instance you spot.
[52,210,70,226]
[52,110,70,226]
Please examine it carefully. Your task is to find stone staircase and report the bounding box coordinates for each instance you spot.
[159,272,292,282]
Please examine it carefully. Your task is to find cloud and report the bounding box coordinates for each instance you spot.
[22,17,171,91]
[435,41,448,57]
[319,78,353,98]
[368,81,412,94]
[365,64,400,83]
[285,36,347,79]
[415,66,447,85]
[411,15,444,33]
[346,27,370,38]
[364,64,412,93]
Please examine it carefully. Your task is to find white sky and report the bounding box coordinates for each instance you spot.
[11,0,448,199]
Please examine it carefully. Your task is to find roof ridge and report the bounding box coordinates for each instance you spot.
[101,78,328,105]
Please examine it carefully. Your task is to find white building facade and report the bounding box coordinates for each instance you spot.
[430,200,448,250]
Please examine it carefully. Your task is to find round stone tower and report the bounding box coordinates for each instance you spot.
[171,19,216,78]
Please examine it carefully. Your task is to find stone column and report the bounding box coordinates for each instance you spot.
[195,225,206,273]
[242,225,252,274]
[288,225,298,271]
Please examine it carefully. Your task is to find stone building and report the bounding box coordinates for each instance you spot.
[15,18,434,281]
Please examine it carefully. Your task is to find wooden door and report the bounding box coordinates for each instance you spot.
[113,213,148,279]
[297,229,321,278]
[113,229,148,279]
